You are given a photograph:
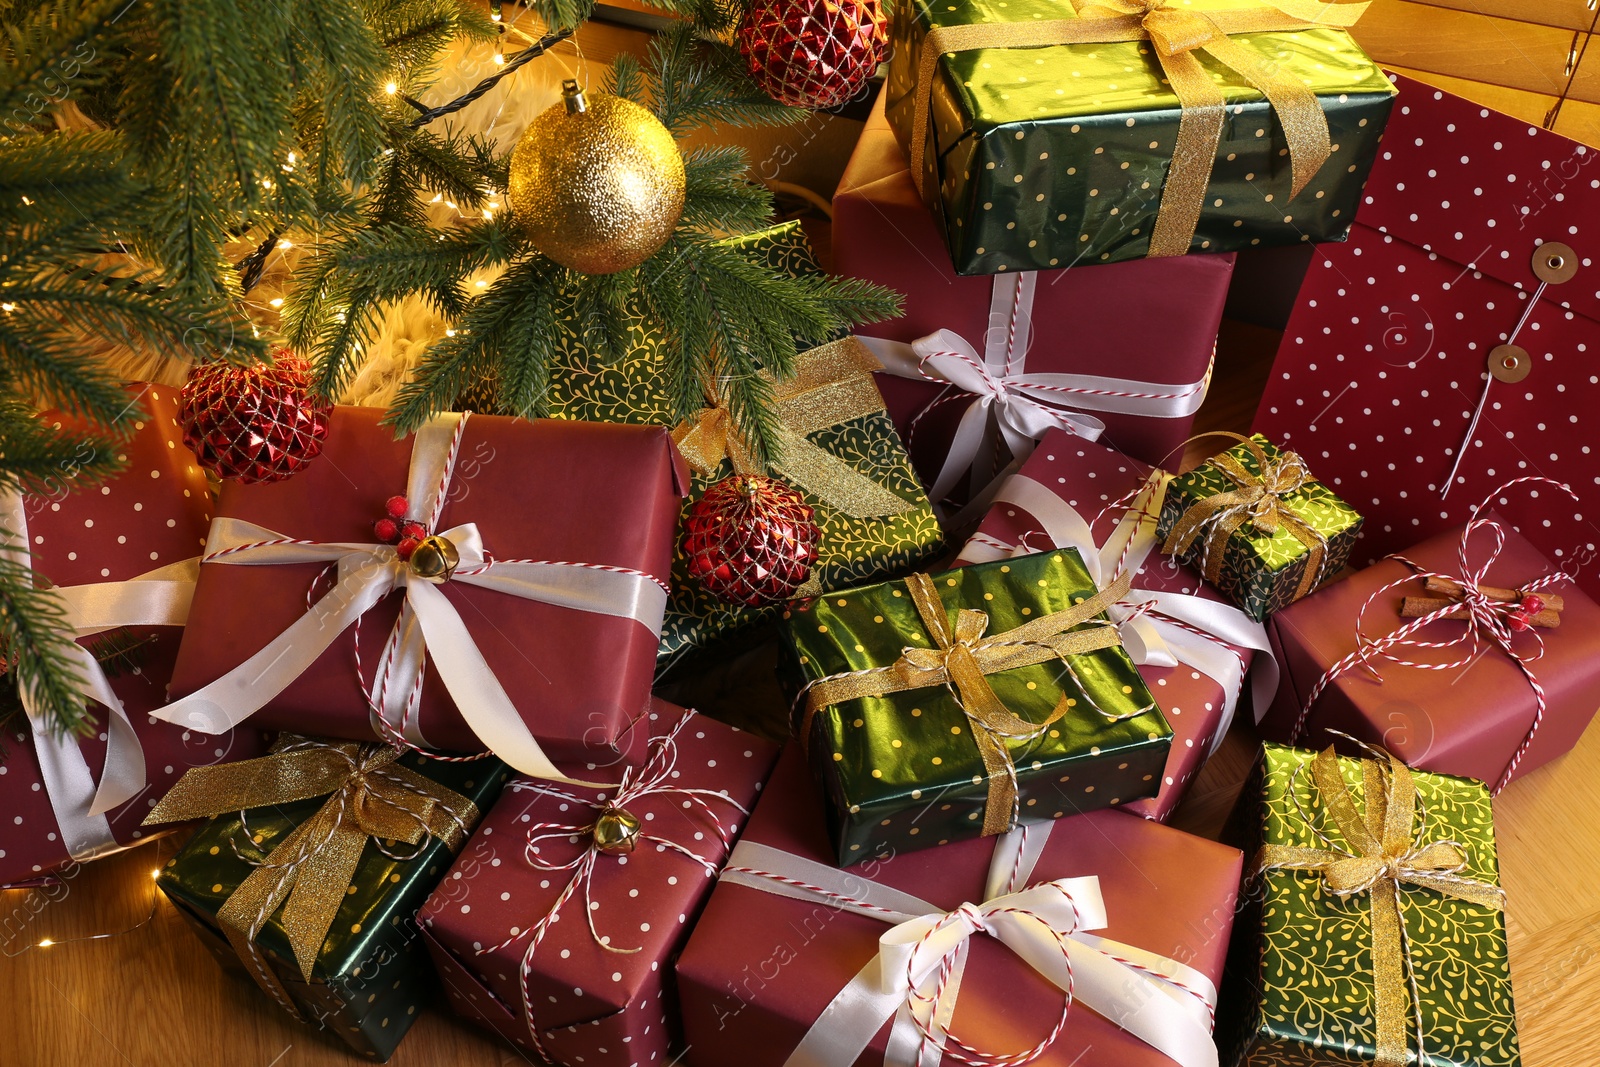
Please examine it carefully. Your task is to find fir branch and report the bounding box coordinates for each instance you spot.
[0,398,123,495]
[0,545,93,738]
[0,0,125,124]
[286,0,388,185]
[527,0,595,33]
[332,218,512,300]
[83,626,155,679]
[679,145,775,234]
[605,53,645,105]
[648,26,802,135]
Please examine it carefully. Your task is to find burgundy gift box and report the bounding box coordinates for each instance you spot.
[676,749,1242,1067]
[834,94,1230,483]
[1,386,265,886]
[955,430,1272,822]
[168,407,687,774]
[1254,73,1600,603]
[419,700,778,1065]
[1262,516,1600,792]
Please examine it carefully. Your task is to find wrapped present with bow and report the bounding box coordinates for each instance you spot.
[526,221,943,673]
[883,0,1395,273]
[1260,478,1600,794]
[956,430,1276,821]
[678,747,1243,1067]
[1220,741,1518,1067]
[779,548,1171,864]
[161,407,686,781]
[0,386,266,887]
[418,700,778,1066]
[1155,433,1361,622]
[147,736,506,1061]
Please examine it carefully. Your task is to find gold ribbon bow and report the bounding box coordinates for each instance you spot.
[906,0,1368,257]
[802,566,1136,836]
[1161,433,1328,600]
[145,738,478,1018]
[671,336,920,519]
[1257,747,1506,1067]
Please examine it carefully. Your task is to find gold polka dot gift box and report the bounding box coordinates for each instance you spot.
[0,385,267,888]
[778,547,1172,865]
[881,0,1396,275]
[145,736,507,1062]
[1218,742,1518,1067]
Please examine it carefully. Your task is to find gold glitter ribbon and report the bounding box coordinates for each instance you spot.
[671,336,920,519]
[1161,432,1328,600]
[144,738,478,1018]
[801,568,1135,835]
[1256,747,1506,1067]
[905,0,1369,257]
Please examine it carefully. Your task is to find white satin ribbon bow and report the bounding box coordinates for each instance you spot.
[153,414,667,786]
[1,489,200,862]
[860,272,1211,504]
[720,824,1220,1067]
[960,471,1278,748]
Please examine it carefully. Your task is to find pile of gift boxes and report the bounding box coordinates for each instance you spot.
[7,3,1599,1065]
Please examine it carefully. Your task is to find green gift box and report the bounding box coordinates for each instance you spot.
[1221,742,1519,1067]
[1155,433,1360,621]
[882,0,1396,274]
[533,221,944,674]
[150,739,507,1061]
[779,548,1171,865]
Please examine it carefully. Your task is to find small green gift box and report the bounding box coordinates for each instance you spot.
[149,738,507,1061]
[779,548,1171,865]
[1156,433,1361,621]
[1221,742,1519,1067]
[526,221,943,674]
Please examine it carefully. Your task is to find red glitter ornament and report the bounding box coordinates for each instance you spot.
[180,352,331,484]
[736,0,887,110]
[682,474,819,606]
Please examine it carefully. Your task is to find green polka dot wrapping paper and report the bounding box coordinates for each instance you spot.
[153,746,507,1062]
[1218,742,1519,1067]
[881,0,1396,274]
[528,220,943,675]
[778,548,1171,866]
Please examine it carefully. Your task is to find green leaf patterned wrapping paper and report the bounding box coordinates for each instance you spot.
[778,548,1171,866]
[881,0,1395,274]
[155,750,508,1062]
[537,221,944,673]
[1156,433,1361,621]
[1221,742,1519,1067]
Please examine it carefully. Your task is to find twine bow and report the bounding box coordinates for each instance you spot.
[1256,744,1505,1067]
[672,336,921,519]
[905,0,1367,257]
[1292,476,1576,794]
[800,563,1140,836]
[1162,433,1328,601]
[476,710,748,1059]
[144,736,478,1018]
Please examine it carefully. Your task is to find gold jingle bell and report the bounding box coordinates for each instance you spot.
[592,806,643,855]
[408,534,460,584]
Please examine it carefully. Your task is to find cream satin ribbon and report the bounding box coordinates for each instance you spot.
[153,414,667,786]
[1,490,199,861]
[861,273,1212,504]
[960,471,1277,746]
[720,823,1220,1067]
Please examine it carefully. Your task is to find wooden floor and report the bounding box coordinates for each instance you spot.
[7,4,1600,1065]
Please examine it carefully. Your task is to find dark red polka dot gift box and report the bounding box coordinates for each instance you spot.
[0,385,265,887]
[1255,73,1600,603]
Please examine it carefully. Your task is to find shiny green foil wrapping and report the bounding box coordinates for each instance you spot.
[779,549,1170,865]
[156,753,507,1062]
[1156,434,1361,621]
[882,0,1396,274]
[529,221,943,675]
[1219,743,1520,1067]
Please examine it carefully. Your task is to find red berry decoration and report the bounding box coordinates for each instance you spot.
[180,351,332,484]
[400,521,427,542]
[385,495,410,520]
[1519,593,1545,615]
[737,0,887,110]
[1507,608,1532,632]
[373,517,399,543]
[396,537,421,561]
[683,475,819,607]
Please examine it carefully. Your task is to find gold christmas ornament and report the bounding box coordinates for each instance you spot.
[508,80,686,274]
[408,534,460,583]
[592,806,643,855]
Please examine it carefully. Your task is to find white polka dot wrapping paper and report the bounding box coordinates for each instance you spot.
[1254,73,1600,605]
[0,385,267,887]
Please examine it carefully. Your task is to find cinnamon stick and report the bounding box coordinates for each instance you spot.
[1399,595,1561,629]
[1421,576,1564,612]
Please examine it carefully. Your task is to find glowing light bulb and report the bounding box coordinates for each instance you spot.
[385,81,399,95]
[37,938,53,948]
